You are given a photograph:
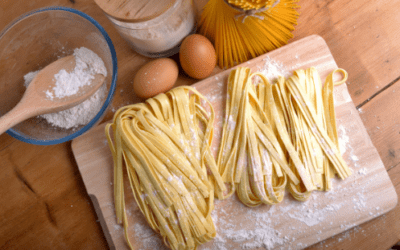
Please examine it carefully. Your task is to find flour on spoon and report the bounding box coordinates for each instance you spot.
[24,47,107,129]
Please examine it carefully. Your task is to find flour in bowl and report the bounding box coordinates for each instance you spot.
[24,47,107,129]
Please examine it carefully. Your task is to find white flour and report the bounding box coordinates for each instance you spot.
[24,47,107,129]
[254,57,293,84]
[338,125,349,154]
[49,47,107,99]
[23,70,40,88]
[133,223,166,250]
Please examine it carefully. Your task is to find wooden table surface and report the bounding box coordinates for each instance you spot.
[0,0,399,249]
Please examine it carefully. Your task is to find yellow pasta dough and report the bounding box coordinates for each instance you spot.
[218,66,352,205]
[217,67,299,206]
[106,65,352,249]
[106,86,225,250]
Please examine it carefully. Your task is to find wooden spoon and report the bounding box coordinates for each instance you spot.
[0,55,106,135]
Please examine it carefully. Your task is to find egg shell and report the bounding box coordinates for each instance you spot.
[133,58,178,99]
[179,34,216,80]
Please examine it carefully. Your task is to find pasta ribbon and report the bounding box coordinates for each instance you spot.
[106,66,352,249]
[106,87,225,250]
[218,67,352,205]
[217,67,299,206]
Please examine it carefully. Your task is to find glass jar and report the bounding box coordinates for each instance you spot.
[97,0,196,58]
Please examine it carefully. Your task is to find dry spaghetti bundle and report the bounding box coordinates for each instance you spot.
[106,87,226,250]
[218,67,352,206]
[199,0,299,69]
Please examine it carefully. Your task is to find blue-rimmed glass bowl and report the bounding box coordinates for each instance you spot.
[0,7,117,145]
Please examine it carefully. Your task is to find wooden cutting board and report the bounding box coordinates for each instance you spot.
[71,35,398,250]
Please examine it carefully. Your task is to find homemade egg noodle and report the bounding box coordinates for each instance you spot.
[106,87,226,250]
[218,67,296,205]
[106,67,351,249]
[218,67,351,206]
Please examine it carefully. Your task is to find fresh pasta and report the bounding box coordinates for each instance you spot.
[218,67,352,205]
[217,67,299,205]
[106,87,226,250]
[260,68,351,200]
[106,66,352,249]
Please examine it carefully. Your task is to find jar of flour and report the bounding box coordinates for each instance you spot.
[95,0,196,57]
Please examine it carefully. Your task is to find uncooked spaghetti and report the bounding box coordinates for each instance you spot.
[199,0,299,69]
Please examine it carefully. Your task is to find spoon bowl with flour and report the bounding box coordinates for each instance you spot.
[0,51,106,135]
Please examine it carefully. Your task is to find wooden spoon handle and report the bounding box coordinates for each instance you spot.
[0,101,37,135]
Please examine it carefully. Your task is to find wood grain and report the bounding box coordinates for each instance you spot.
[0,137,109,249]
[71,35,397,250]
[1,0,400,249]
[292,0,400,108]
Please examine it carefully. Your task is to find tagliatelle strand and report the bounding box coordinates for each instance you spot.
[219,67,352,205]
[106,86,225,250]
[218,68,300,206]
[286,69,352,180]
[106,65,352,249]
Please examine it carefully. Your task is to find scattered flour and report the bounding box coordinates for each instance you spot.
[207,198,290,250]
[285,193,343,227]
[352,191,367,211]
[24,47,107,129]
[338,125,349,155]
[133,223,167,250]
[225,226,285,250]
[203,84,224,103]
[358,168,367,175]
[257,57,292,82]
[113,224,123,231]
[338,124,361,167]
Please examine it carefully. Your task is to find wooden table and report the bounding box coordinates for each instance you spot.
[0,0,399,249]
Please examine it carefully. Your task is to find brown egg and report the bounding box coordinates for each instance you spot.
[133,58,178,99]
[179,34,216,80]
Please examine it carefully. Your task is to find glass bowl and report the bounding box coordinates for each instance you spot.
[0,6,117,145]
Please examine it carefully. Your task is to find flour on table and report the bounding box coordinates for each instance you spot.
[358,168,367,175]
[253,57,292,84]
[133,223,167,250]
[287,201,343,227]
[24,47,107,129]
[338,125,349,155]
[351,155,359,162]
[208,198,290,250]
